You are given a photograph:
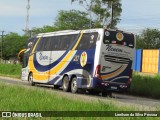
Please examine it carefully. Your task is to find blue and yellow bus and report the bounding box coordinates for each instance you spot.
[18,28,135,95]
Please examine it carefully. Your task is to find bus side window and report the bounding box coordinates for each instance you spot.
[76,32,98,50]
[88,33,98,49]
[59,34,78,50]
[35,37,45,51]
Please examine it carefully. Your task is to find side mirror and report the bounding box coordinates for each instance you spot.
[28,42,33,48]
[17,49,26,63]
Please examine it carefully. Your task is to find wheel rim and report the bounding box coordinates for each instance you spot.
[29,74,33,84]
[72,79,77,92]
[63,77,69,89]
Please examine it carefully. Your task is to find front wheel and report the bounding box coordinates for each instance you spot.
[71,77,78,93]
[28,73,35,86]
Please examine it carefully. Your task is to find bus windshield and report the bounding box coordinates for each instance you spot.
[103,30,135,48]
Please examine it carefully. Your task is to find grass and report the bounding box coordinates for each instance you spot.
[0,63,21,78]
[130,73,160,99]
[0,82,158,120]
[0,83,119,111]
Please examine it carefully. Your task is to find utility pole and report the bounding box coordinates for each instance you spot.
[1,31,5,63]
[111,1,114,28]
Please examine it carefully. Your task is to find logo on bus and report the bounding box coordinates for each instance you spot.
[80,52,87,67]
[106,45,123,53]
[116,32,124,41]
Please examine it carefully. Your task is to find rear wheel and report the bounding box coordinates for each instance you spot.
[71,77,78,93]
[28,73,35,86]
[62,76,70,92]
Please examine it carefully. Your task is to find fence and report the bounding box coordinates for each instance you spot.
[133,49,160,73]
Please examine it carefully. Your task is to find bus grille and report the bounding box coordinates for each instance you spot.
[104,55,130,64]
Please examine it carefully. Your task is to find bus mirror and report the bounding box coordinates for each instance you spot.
[28,42,33,48]
[18,49,26,63]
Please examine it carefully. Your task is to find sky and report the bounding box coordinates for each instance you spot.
[0,0,160,35]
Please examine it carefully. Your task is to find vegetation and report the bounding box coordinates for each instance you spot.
[136,29,160,49]
[0,32,28,60]
[71,0,122,28]
[31,25,59,35]
[54,10,91,30]
[130,73,160,98]
[0,63,21,78]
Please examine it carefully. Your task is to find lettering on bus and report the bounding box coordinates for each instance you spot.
[39,52,52,61]
[106,45,123,53]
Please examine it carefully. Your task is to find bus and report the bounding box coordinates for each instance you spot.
[18,28,135,96]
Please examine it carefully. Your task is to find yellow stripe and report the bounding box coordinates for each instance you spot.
[101,66,125,79]
[29,31,84,81]
[31,37,42,54]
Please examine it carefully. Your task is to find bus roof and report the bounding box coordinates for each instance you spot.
[37,30,78,37]
[36,28,134,38]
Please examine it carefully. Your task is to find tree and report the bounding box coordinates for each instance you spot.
[71,0,122,28]
[31,25,59,36]
[54,10,91,30]
[31,10,91,35]
[2,33,28,60]
[136,29,160,49]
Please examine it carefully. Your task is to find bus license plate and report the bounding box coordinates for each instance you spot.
[111,86,117,90]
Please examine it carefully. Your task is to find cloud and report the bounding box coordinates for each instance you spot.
[0,2,25,16]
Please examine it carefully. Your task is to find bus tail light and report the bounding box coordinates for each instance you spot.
[94,65,102,79]
[128,69,133,84]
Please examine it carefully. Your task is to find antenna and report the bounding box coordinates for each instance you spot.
[25,0,30,35]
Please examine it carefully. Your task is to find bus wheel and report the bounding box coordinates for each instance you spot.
[62,76,70,92]
[28,73,35,86]
[71,77,78,93]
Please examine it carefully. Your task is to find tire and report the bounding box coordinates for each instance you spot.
[62,76,70,92]
[28,73,35,86]
[71,77,78,93]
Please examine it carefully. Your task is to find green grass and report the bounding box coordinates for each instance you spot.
[0,64,21,78]
[0,83,157,120]
[0,83,120,111]
[130,73,160,99]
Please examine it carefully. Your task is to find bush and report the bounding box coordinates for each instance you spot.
[130,73,160,98]
[0,63,21,78]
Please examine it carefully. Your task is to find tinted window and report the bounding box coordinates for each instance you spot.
[22,52,29,68]
[35,37,49,51]
[103,30,135,48]
[35,34,78,51]
[76,32,98,50]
